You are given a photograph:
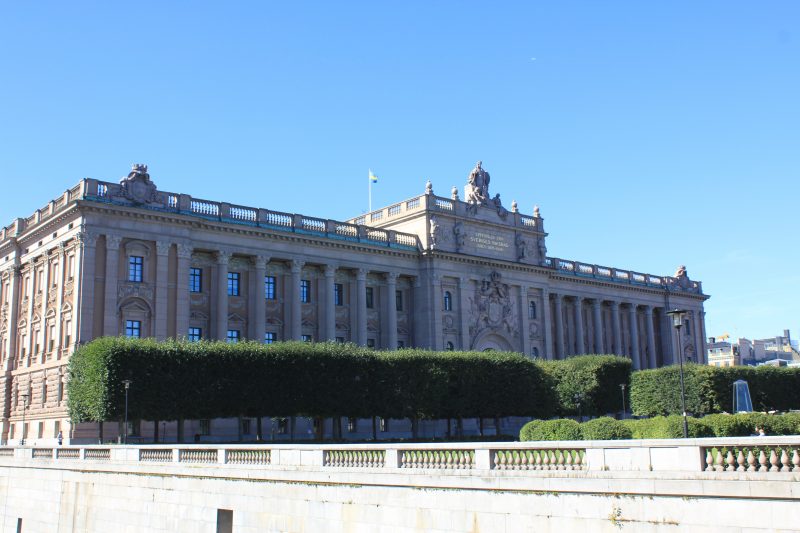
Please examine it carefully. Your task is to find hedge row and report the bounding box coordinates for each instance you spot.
[538,355,631,417]
[67,338,555,424]
[520,413,800,441]
[630,364,800,416]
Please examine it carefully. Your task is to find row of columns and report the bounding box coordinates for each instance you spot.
[549,294,669,369]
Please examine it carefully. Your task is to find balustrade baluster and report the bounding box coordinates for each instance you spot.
[725,450,735,471]
[769,449,780,472]
[714,449,725,472]
[792,449,800,472]
[758,450,768,471]
[736,450,746,472]
[704,449,714,471]
[780,449,790,472]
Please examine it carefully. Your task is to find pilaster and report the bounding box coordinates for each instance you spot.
[102,235,122,336]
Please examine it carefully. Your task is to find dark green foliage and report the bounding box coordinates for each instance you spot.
[537,355,631,416]
[704,412,800,436]
[622,415,714,439]
[67,339,552,424]
[630,364,800,417]
[519,419,583,441]
[580,417,632,440]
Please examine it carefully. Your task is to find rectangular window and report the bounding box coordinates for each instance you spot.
[397,340,405,349]
[367,338,375,348]
[347,417,357,433]
[396,290,403,311]
[264,332,276,344]
[264,276,276,299]
[189,268,202,292]
[227,330,240,343]
[227,272,240,296]
[366,287,374,309]
[125,320,141,338]
[301,334,312,342]
[128,256,143,282]
[67,255,75,279]
[335,336,345,344]
[334,283,344,306]
[199,419,210,435]
[48,325,56,352]
[188,327,202,342]
[528,301,537,319]
[300,279,310,303]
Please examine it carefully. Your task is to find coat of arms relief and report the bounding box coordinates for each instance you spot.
[468,271,518,345]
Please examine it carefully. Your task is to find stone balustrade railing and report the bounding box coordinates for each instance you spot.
[545,256,703,294]
[4,437,798,474]
[349,193,543,232]
[0,179,420,252]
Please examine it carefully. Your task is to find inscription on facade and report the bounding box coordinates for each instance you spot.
[468,231,511,253]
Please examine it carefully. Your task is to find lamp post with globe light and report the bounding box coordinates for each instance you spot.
[666,309,689,438]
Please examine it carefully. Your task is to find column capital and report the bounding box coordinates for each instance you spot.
[610,300,620,310]
[216,251,232,265]
[76,230,99,248]
[591,298,603,307]
[105,235,122,250]
[385,271,398,283]
[57,241,67,256]
[627,303,638,313]
[290,259,305,274]
[324,264,337,277]
[574,295,583,303]
[355,268,367,281]
[155,241,171,256]
[644,305,654,316]
[176,243,194,259]
[252,255,270,270]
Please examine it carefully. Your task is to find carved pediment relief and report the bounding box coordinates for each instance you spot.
[266,316,284,326]
[228,312,246,324]
[118,281,154,302]
[124,240,151,259]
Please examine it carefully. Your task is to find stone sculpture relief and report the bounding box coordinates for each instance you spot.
[453,222,465,252]
[515,234,528,261]
[118,164,158,205]
[429,216,442,249]
[468,271,518,345]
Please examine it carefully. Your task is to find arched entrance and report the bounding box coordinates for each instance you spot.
[472,331,515,352]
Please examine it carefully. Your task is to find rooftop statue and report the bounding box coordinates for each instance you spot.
[465,161,491,205]
[118,163,158,204]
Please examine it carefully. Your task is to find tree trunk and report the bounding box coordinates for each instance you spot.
[177,419,184,443]
[411,417,419,439]
[372,417,377,441]
[479,417,484,437]
[98,421,104,444]
[446,418,452,439]
[494,416,502,436]
[456,417,464,437]
[256,417,263,442]
[289,416,296,442]
[153,419,159,444]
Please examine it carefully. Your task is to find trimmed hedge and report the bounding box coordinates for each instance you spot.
[580,417,632,440]
[67,338,554,424]
[631,364,800,416]
[537,355,631,417]
[519,419,583,441]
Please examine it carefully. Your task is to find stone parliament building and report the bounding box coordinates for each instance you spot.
[0,163,708,444]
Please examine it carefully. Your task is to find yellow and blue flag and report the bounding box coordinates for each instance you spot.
[369,170,378,183]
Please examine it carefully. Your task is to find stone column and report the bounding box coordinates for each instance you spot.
[290,260,304,341]
[385,272,398,350]
[355,268,367,345]
[458,277,471,350]
[554,294,565,359]
[519,285,530,356]
[154,241,171,340]
[175,244,193,339]
[628,304,640,370]
[611,301,622,356]
[53,244,66,358]
[698,310,708,364]
[323,265,336,341]
[574,296,585,355]
[215,251,231,340]
[252,256,268,342]
[430,274,443,351]
[76,231,98,344]
[592,299,603,354]
[24,261,35,364]
[103,235,122,336]
[542,289,553,359]
[645,305,657,369]
[39,255,51,363]
[660,308,674,366]
[3,267,21,371]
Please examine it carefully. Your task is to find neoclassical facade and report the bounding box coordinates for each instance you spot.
[0,163,708,443]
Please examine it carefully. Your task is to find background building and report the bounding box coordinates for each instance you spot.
[0,163,708,443]
[708,329,799,367]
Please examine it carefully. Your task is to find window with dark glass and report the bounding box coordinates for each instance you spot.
[685,319,691,336]
[366,287,374,309]
[528,301,536,319]
[128,256,143,282]
[366,338,375,348]
[227,272,240,296]
[531,347,539,358]
[397,340,405,349]
[241,419,251,435]
[301,334,312,342]
[264,332,276,344]
[300,279,310,303]
[446,341,454,351]
[443,291,452,311]
[264,276,276,299]
[379,417,388,432]
[396,290,403,311]
[188,327,202,342]
[199,419,210,435]
[125,320,141,338]
[335,336,345,343]
[189,268,202,292]
[277,418,288,434]
[347,417,358,432]
[226,329,240,343]
[334,283,344,306]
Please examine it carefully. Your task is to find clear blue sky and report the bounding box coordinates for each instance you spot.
[1,2,798,342]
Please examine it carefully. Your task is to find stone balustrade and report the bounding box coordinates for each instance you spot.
[547,256,703,294]
[6,437,799,474]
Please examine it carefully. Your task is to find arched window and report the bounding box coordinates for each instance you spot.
[531,347,539,358]
[446,341,455,351]
[443,291,452,311]
[528,301,536,319]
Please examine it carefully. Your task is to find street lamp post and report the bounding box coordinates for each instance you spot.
[619,383,627,419]
[122,380,132,445]
[666,309,689,439]
[20,393,29,446]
